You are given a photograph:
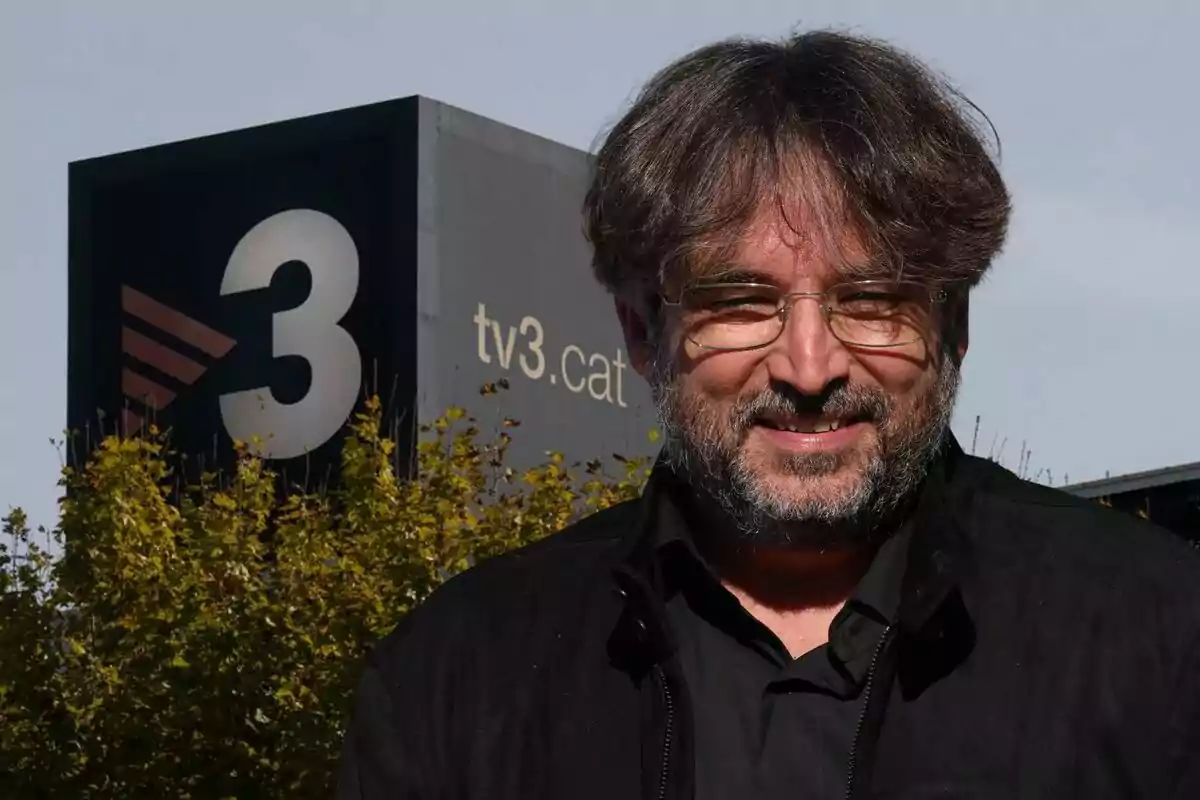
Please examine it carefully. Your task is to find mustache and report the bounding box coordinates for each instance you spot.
[729,382,892,431]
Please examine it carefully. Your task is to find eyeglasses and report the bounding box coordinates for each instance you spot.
[661,279,947,352]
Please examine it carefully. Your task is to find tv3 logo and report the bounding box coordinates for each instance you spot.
[122,209,362,460]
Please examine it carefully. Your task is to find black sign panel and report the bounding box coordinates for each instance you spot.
[69,99,419,482]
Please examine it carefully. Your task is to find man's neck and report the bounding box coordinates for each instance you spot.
[712,543,876,608]
[676,483,886,612]
[702,538,880,659]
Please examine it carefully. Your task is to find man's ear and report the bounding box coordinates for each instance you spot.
[614,296,655,378]
[949,292,970,365]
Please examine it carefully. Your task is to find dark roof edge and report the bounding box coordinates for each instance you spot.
[1061,460,1200,498]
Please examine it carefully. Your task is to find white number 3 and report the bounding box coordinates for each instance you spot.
[219,209,362,460]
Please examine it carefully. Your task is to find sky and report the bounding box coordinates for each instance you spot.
[3,0,1199,531]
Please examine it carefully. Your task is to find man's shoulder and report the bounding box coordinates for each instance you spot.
[369,497,642,665]
[960,454,1200,597]
[463,496,643,588]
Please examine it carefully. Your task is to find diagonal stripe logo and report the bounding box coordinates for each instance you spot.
[119,285,237,434]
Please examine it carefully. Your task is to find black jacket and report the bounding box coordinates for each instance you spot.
[338,441,1200,799]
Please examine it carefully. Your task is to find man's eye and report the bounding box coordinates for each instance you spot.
[709,294,776,309]
[683,287,779,314]
[839,292,903,312]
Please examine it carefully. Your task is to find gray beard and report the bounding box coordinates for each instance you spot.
[648,349,961,551]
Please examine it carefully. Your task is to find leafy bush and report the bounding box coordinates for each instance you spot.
[0,396,652,799]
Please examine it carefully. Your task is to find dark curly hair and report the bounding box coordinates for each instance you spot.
[583,29,1011,303]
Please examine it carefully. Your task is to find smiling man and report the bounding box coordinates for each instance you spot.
[338,30,1200,800]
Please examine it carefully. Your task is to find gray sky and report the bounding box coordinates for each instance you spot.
[4,0,1199,531]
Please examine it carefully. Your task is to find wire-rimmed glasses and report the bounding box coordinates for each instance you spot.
[661,279,947,352]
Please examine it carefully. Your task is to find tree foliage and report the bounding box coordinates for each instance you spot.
[0,396,652,798]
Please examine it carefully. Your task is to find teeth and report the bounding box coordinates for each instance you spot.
[771,419,842,434]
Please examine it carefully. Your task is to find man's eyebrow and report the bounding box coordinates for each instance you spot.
[836,261,893,281]
[699,265,779,285]
[698,263,891,286]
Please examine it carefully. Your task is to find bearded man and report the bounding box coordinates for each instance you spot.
[338,29,1200,800]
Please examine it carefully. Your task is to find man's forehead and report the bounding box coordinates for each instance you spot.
[691,208,878,285]
[745,210,867,262]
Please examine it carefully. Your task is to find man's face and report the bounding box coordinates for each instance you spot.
[623,211,965,548]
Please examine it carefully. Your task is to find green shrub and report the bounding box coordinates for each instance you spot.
[0,396,652,799]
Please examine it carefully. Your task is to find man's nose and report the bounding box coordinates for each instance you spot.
[767,296,852,395]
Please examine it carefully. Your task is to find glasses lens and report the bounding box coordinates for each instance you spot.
[828,281,933,347]
[679,284,784,350]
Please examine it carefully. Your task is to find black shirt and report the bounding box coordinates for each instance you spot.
[656,492,911,800]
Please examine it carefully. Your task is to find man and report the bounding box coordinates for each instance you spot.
[339,30,1200,799]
